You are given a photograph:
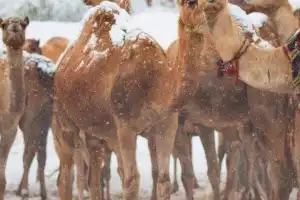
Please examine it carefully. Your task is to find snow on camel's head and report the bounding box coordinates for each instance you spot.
[0,16,29,50]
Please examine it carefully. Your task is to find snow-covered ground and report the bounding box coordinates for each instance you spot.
[1,0,299,199]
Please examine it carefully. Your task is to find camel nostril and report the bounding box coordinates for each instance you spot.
[187,0,197,8]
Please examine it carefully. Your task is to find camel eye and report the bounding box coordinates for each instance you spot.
[187,0,197,8]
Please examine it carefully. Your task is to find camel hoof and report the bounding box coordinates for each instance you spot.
[171,183,179,194]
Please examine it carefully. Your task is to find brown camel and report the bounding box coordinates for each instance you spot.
[41,37,69,63]
[15,40,55,200]
[0,16,29,200]
[205,0,300,200]
[83,0,132,14]
[52,0,211,199]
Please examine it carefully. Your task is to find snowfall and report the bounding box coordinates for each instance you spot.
[1,0,299,199]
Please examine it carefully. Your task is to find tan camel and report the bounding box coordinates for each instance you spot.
[241,0,300,199]
[41,37,69,63]
[205,0,300,93]
[52,0,211,199]
[0,16,29,200]
[83,0,131,14]
[14,40,55,200]
[205,0,300,199]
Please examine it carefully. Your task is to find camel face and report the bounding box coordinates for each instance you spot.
[0,17,29,50]
[23,39,42,54]
[179,0,208,31]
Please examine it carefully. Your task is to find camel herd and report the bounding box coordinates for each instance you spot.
[0,0,300,200]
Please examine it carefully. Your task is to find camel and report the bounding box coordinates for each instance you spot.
[14,40,55,200]
[41,37,69,63]
[204,0,300,199]
[0,16,29,200]
[239,0,300,199]
[83,0,132,14]
[52,0,210,199]
[204,0,300,93]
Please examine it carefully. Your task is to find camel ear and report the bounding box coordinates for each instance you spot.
[0,18,3,29]
[23,16,29,27]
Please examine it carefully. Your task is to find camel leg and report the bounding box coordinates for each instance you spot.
[0,127,18,200]
[173,125,194,200]
[103,149,112,200]
[148,135,158,200]
[36,123,49,200]
[52,114,75,200]
[198,126,220,200]
[171,154,179,193]
[87,140,103,200]
[222,141,240,200]
[154,113,177,200]
[74,152,86,200]
[294,110,300,200]
[117,123,139,200]
[16,128,38,198]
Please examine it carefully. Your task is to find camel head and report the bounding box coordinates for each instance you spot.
[23,39,42,54]
[179,0,209,33]
[83,0,103,6]
[204,0,227,22]
[0,17,29,50]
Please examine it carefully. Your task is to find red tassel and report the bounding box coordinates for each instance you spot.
[225,64,236,76]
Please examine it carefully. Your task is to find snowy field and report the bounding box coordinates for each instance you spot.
[1,0,299,199]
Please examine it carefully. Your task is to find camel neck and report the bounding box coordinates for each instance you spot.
[6,48,24,70]
[209,6,294,93]
[210,6,246,61]
[270,4,299,43]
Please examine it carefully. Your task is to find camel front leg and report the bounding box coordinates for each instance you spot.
[198,126,220,200]
[74,151,87,200]
[148,135,158,200]
[117,123,139,200]
[16,128,38,199]
[154,113,178,200]
[173,126,194,200]
[87,143,103,200]
[171,153,179,194]
[293,110,300,200]
[0,127,18,200]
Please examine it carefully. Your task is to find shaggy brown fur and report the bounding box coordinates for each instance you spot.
[83,0,132,14]
[41,37,69,63]
[0,16,29,200]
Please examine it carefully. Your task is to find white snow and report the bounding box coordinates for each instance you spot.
[23,52,56,76]
[248,12,268,28]
[289,0,300,11]
[228,4,273,49]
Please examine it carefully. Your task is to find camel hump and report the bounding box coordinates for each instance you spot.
[44,37,69,49]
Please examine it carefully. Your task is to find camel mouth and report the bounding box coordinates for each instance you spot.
[4,34,25,49]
